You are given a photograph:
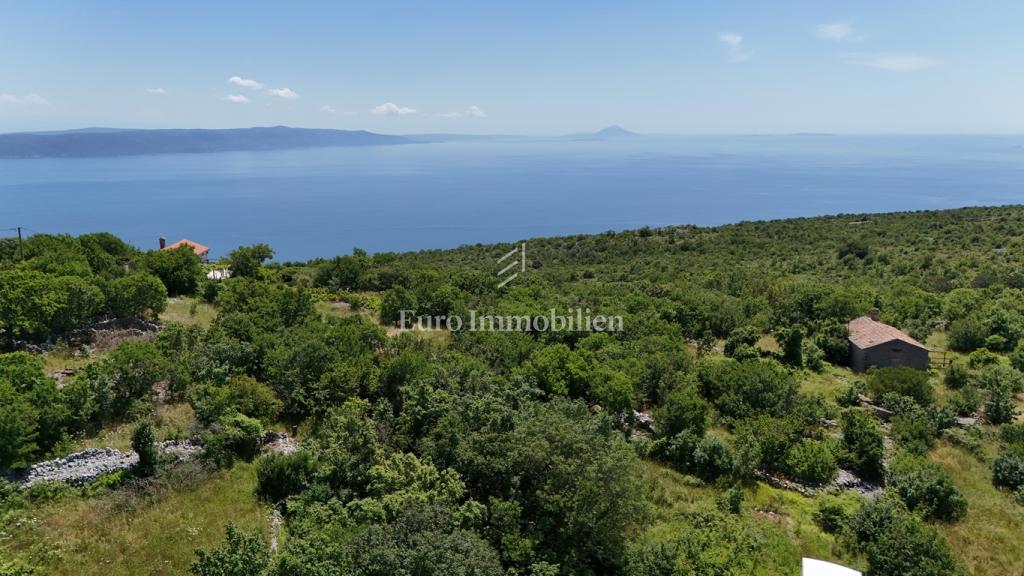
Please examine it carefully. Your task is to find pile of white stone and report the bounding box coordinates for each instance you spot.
[19,448,139,487]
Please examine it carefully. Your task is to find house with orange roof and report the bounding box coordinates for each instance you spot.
[159,236,210,263]
[848,310,929,372]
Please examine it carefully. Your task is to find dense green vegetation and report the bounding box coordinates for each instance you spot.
[3,205,1024,575]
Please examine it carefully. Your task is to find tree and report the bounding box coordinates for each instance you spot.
[227,244,274,278]
[944,362,970,390]
[255,451,316,503]
[191,523,270,576]
[947,315,988,352]
[140,245,201,295]
[840,408,885,481]
[654,381,709,438]
[867,367,933,406]
[887,454,967,522]
[380,285,418,326]
[985,383,1018,425]
[107,273,168,318]
[0,379,38,469]
[992,448,1024,491]
[847,495,962,576]
[131,420,158,477]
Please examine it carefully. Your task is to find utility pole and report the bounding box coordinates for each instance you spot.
[17,226,24,261]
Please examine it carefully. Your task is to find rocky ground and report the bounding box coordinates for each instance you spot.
[9,433,298,488]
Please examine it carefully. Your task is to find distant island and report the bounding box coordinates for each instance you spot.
[0,125,643,159]
[0,126,412,159]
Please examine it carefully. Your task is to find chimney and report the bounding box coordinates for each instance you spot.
[159,236,166,249]
[869,308,880,321]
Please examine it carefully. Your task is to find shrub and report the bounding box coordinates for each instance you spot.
[0,379,38,469]
[840,409,885,481]
[967,348,1001,369]
[977,362,1024,393]
[944,362,970,390]
[999,423,1024,446]
[255,451,317,503]
[654,383,709,438]
[190,523,270,576]
[204,414,264,468]
[692,434,734,482]
[948,316,988,352]
[948,387,981,417]
[847,495,962,576]
[1010,342,1024,372]
[813,495,851,534]
[867,367,933,406]
[890,410,938,456]
[887,454,967,522]
[785,439,838,484]
[985,383,1019,425]
[131,420,158,477]
[992,448,1024,491]
[190,376,282,426]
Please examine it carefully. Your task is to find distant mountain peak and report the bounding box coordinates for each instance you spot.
[594,125,638,137]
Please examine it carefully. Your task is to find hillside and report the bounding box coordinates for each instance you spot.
[2,206,1024,576]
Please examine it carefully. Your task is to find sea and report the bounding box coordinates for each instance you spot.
[1,135,1022,261]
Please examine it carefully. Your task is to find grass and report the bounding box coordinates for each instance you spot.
[1,463,269,576]
[931,441,1024,576]
[72,403,197,454]
[161,297,217,329]
[799,365,859,404]
[643,461,865,574]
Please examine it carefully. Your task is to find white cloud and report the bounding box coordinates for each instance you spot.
[847,53,941,71]
[145,87,167,94]
[320,105,337,114]
[228,76,265,90]
[371,101,417,115]
[719,32,753,63]
[438,105,488,118]
[221,94,250,103]
[267,87,299,99]
[816,22,861,42]
[0,93,50,106]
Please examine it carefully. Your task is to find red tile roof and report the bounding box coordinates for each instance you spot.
[164,238,209,255]
[848,316,927,350]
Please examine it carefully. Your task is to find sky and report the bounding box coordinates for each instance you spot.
[1,0,1022,134]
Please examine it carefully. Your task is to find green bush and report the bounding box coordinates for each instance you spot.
[992,448,1024,491]
[191,523,270,576]
[190,375,282,426]
[985,383,1019,425]
[999,423,1024,446]
[255,451,316,503]
[943,362,970,390]
[654,383,709,438]
[813,495,851,534]
[948,316,988,352]
[692,434,734,482]
[887,454,967,521]
[785,439,838,484]
[890,410,938,456]
[131,420,157,477]
[867,367,933,406]
[204,414,264,468]
[847,495,962,576]
[840,408,885,481]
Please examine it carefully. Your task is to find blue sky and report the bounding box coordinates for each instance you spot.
[1,1,1021,134]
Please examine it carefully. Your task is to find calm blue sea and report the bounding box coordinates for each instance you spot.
[1,135,1022,261]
